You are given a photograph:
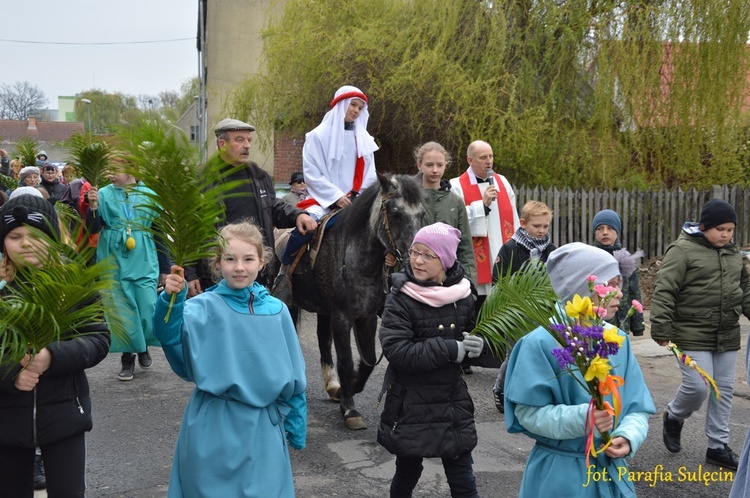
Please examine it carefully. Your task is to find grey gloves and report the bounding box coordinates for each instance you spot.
[454,332,485,363]
[462,332,484,358]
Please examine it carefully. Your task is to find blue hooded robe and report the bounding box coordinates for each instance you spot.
[505,326,655,498]
[153,280,307,498]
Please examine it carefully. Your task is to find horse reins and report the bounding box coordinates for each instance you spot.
[380,192,402,295]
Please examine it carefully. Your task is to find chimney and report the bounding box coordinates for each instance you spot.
[27,117,37,131]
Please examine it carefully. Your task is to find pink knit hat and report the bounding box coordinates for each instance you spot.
[412,222,461,270]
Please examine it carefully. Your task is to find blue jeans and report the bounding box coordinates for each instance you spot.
[390,453,478,498]
[281,214,320,265]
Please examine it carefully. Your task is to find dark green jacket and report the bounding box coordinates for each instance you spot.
[418,175,476,284]
[650,223,750,351]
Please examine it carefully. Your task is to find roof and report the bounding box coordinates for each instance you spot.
[0,118,85,143]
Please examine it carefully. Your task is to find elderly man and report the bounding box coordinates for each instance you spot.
[450,140,519,298]
[184,118,317,296]
[450,141,519,372]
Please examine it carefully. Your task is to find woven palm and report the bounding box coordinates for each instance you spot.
[472,258,562,358]
[0,229,126,369]
[65,133,111,187]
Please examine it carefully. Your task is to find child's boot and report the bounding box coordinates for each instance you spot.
[118,353,136,381]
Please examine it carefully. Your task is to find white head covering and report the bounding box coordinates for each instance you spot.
[310,85,379,163]
[546,242,621,303]
[9,186,44,200]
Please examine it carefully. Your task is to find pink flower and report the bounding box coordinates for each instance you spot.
[593,306,608,318]
[632,300,643,313]
[586,275,597,283]
[593,284,617,298]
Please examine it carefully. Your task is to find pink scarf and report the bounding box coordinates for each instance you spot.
[400,278,472,308]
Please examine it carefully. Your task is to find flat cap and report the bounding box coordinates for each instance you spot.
[214,118,256,136]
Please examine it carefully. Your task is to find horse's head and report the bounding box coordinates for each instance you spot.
[369,172,424,261]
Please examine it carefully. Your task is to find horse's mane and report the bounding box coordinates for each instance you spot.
[337,174,422,237]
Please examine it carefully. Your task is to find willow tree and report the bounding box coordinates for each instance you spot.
[229,0,750,188]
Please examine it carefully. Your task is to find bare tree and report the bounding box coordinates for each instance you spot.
[0,81,47,120]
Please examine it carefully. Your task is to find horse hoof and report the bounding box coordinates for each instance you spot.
[344,415,367,430]
[326,386,341,402]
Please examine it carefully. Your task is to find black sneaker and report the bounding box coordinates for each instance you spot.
[493,389,505,414]
[662,410,683,453]
[461,365,473,375]
[137,349,153,369]
[118,353,135,381]
[706,444,739,470]
[33,452,46,490]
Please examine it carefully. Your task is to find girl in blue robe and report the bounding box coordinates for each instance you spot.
[86,160,162,380]
[504,243,655,498]
[153,222,307,498]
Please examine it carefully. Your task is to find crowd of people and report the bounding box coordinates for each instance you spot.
[1,83,750,498]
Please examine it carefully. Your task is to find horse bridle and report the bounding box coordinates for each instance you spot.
[380,192,403,294]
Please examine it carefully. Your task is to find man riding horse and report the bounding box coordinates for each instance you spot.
[273,85,380,304]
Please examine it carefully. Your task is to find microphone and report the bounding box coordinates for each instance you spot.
[486,170,495,186]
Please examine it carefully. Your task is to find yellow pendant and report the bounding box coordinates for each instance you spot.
[126,237,136,250]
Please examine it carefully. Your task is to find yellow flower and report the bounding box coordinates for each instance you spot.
[584,356,612,382]
[565,295,594,320]
[602,326,625,347]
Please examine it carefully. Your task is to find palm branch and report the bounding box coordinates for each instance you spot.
[65,133,111,187]
[0,174,16,191]
[14,138,39,167]
[0,229,127,370]
[472,259,563,358]
[115,123,246,320]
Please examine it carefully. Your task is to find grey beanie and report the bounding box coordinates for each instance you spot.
[547,242,620,303]
[18,166,40,185]
[592,209,622,235]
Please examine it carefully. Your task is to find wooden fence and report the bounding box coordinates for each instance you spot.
[514,184,750,260]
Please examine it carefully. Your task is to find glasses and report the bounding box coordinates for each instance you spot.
[408,248,438,263]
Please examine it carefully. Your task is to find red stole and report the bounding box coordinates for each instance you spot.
[297,154,365,211]
[458,171,515,284]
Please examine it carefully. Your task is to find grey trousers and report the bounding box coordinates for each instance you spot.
[667,349,737,449]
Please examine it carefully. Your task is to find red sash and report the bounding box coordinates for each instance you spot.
[458,171,515,284]
[297,154,365,210]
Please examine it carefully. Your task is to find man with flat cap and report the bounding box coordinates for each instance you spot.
[183,118,317,296]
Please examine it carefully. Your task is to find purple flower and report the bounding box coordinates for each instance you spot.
[552,348,576,370]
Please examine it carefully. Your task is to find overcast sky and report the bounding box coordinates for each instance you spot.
[3,0,198,109]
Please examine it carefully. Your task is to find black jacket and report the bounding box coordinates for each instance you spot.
[492,238,556,280]
[40,177,68,202]
[0,296,110,448]
[184,157,305,285]
[377,262,479,458]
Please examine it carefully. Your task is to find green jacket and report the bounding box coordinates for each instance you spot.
[418,175,477,284]
[650,223,750,351]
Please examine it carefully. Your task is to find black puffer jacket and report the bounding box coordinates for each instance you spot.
[377,262,479,459]
[0,294,110,448]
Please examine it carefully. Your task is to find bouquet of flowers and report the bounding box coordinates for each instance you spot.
[547,277,640,463]
[473,260,641,464]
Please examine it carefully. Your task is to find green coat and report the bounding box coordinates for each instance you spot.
[419,177,477,284]
[650,223,750,351]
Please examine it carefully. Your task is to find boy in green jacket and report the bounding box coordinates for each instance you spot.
[651,198,750,470]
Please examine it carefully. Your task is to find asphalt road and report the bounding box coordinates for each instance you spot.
[36,312,750,497]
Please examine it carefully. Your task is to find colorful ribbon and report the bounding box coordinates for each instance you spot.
[666,342,720,402]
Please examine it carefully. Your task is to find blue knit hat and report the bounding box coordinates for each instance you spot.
[592,209,622,235]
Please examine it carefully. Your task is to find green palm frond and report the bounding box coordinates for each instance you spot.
[116,123,244,268]
[65,133,111,187]
[15,138,39,167]
[0,229,127,369]
[472,259,563,357]
[0,174,16,191]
